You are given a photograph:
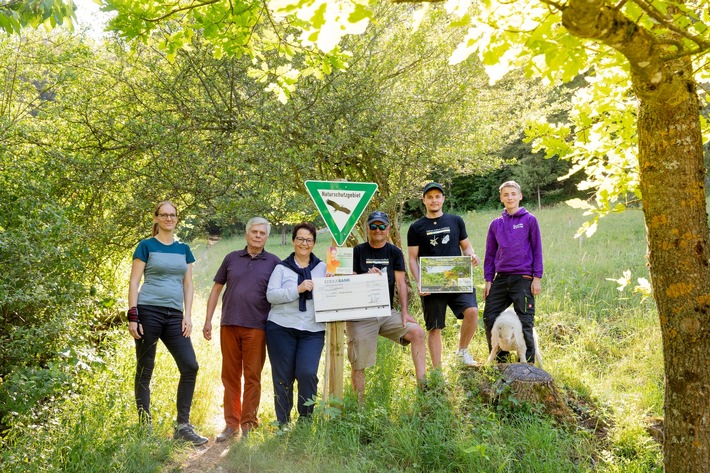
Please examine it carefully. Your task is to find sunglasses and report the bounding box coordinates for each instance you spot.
[369,223,387,231]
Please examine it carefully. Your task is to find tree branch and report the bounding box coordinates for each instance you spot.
[539,0,566,11]
[633,0,710,54]
[560,0,666,85]
[142,0,222,23]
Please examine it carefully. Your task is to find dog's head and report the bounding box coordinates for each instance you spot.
[494,308,523,348]
[497,324,517,345]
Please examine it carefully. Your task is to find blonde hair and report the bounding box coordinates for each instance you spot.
[152,200,178,236]
[499,181,521,193]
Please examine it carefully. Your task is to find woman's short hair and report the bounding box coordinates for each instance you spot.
[292,222,317,242]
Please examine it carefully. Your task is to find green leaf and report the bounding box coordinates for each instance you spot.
[347,3,372,24]
[449,14,471,28]
[310,3,327,29]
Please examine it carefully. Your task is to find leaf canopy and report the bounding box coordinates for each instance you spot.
[0,0,75,34]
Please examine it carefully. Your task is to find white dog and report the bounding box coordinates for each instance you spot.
[486,307,544,368]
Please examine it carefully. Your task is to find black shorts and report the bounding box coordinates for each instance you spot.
[421,290,478,331]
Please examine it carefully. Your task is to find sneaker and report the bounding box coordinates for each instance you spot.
[277,422,291,433]
[457,348,479,366]
[174,423,208,446]
[215,426,238,443]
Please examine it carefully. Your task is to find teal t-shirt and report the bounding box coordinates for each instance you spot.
[133,237,195,311]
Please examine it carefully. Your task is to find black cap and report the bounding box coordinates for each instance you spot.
[422,182,445,196]
[366,211,390,225]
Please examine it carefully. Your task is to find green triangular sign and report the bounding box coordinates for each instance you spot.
[305,180,378,246]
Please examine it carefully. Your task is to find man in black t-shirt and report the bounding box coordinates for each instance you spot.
[407,182,481,368]
[346,211,426,403]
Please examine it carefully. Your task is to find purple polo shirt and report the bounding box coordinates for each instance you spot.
[213,247,280,329]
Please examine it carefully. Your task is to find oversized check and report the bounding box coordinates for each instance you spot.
[313,273,391,322]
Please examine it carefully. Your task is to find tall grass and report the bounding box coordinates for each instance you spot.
[0,204,662,472]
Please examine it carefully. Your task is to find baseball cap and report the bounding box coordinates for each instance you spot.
[366,211,390,225]
[422,182,445,196]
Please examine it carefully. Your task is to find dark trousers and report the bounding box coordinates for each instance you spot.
[134,304,199,424]
[265,321,324,425]
[483,274,536,363]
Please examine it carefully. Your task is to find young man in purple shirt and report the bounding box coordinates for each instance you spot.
[483,181,543,364]
[203,217,280,441]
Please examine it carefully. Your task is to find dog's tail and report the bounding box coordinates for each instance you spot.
[533,328,544,369]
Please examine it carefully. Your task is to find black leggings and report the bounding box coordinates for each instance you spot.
[134,304,199,424]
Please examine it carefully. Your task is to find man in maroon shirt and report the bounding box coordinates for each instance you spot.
[203,217,280,441]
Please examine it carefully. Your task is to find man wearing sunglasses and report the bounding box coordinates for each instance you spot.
[346,211,427,403]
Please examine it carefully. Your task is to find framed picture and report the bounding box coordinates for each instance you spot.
[419,256,473,293]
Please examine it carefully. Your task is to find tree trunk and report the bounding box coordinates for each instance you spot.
[537,184,541,210]
[635,57,710,471]
[559,1,710,466]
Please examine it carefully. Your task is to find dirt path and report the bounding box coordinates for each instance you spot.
[169,440,233,473]
[161,410,236,473]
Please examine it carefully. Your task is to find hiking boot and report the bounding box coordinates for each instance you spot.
[215,426,238,443]
[174,423,208,446]
[456,348,479,366]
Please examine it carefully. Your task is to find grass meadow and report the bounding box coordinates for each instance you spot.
[0,204,663,472]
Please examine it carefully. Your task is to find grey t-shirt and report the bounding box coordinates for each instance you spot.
[133,237,195,311]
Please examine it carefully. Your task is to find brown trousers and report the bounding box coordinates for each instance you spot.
[220,325,266,431]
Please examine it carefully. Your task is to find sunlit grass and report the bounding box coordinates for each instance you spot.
[1,204,663,472]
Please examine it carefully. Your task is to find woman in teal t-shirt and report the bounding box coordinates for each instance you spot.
[127,200,207,446]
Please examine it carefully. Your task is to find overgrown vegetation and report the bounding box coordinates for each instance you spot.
[1,205,662,472]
